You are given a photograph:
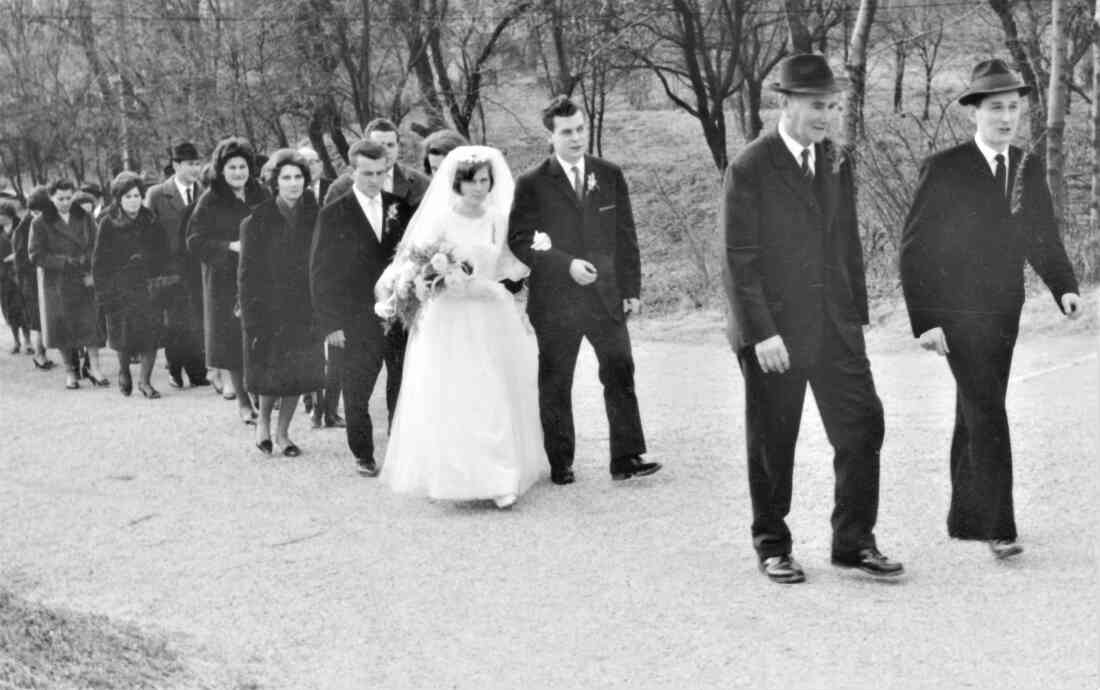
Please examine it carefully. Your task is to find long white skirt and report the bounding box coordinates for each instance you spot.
[380,289,548,500]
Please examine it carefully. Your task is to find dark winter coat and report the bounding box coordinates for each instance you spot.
[10,213,40,330]
[92,206,170,352]
[185,180,269,370]
[28,205,103,349]
[145,177,203,336]
[1,228,27,331]
[238,194,323,396]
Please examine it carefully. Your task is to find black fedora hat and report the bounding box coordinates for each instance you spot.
[957,59,1031,106]
[171,142,201,162]
[770,53,848,95]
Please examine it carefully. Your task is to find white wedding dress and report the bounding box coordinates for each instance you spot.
[379,208,549,501]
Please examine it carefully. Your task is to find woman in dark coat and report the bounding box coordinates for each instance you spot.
[0,201,30,354]
[10,186,52,369]
[93,172,172,398]
[239,149,324,456]
[186,137,268,424]
[28,180,108,390]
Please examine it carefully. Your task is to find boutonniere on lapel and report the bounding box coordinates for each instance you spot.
[531,231,551,252]
[822,139,848,174]
[585,173,598,194]
[384,204,399,233]
[1009,151,1030,217]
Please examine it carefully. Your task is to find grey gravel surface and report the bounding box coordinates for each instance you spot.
[1,311,1097,689]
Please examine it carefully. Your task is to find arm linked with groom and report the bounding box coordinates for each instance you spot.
[508,96,661,486]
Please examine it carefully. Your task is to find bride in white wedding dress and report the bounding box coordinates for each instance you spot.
[375,146,548,508]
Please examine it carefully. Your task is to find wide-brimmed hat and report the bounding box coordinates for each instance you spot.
[770,54,848,95]
[957,59,1031,106]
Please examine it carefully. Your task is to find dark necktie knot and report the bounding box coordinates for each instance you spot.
[800,148,813,179]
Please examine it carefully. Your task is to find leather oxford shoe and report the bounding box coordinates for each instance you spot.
[759,554,805,584]
[831,547,905,577]
[550,468,575,485]
[988,539,1023,559]
[357,458,379,477]
[610,455,662,481]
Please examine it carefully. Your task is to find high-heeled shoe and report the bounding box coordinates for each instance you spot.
[239,408,257,425]
[32,356,54,370]
[119,375,133,397]
[493,494,517,509]
[256,439,273,454]
[274,442,301,457]
[85,371,111,387]
[137,383,160,399]
[65,377,80,390]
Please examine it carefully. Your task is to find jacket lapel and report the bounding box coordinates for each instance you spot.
[50,214,88,251]
[342,193,381,251]
[544,157,583,211]
[963,140,1009,204]
[816,142,840,231]
[767,133,818,212]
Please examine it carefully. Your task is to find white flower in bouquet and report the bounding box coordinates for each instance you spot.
[429,252,450,273]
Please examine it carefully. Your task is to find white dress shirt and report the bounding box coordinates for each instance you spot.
[778,121,815,174]
[974,135,1010,195]
[383,168,394,194]
[173,177,194,206]
[352,186,384,242]
[556,154,586,194]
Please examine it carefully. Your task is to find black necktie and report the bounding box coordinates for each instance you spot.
[994,154,1006,199]
[801,148,813,180]
[185,187,192,206]
[571,165,584,201]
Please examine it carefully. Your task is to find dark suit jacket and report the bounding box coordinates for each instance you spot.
[323,162,430,208]
[144,177,200,269]
[721,131,868,367]
[508,155,641,324]
[309,189,412,340]
[900,141,1078,336]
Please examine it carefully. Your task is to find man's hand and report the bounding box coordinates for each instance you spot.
[568,259,598,286]
[754,334,790,374]
[326,329,346,348]
[1062,293,1082,320]
[228,240,241,254]
[918,326,949,356]
[623,298,641,318]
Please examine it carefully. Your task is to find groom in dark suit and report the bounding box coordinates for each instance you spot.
[722,54,902,584]
[509,96,660,486]
[310,140,413,476]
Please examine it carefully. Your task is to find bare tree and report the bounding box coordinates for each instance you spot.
[1091,0,1100,238]
[845,0,877,143]
[1048,0,1069,226]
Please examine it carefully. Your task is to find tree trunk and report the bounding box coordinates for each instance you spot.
[893,40,906,113]
[784,0,814,53]
[1091,1,1100,236]
[1047,0,1068,227]
[746,77,764,141]
[987,0,1046,142]
[845,0,877,144]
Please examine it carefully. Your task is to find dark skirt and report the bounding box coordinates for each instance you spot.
[243,327,323,396]
[18,272,41,330]
[105,300,161,353]
[201,261,243,370]
[1,276,26,330]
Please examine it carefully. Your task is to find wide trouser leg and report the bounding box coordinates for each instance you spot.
[340,334,386,462]
[809,332,885,557]
[323,343,344,419]
[738,348,808,560]
[534,319,584,473]
[383,329,407,427]
[583,316,647,461]
[944,316,1018,541]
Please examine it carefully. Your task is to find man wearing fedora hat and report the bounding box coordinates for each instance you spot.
[722,53,903,584]
[145,141,209,388]
[900,59,1081,560]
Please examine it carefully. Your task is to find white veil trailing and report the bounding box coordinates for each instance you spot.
[398,144,516,251]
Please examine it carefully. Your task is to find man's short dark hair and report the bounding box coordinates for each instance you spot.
[541,96,583,131]
[79,183,102,198]
[348,139,388,163]
[365,118,399,138]
[48,180,76,195]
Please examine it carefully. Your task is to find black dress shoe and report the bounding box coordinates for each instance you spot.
[988,539,1023,560]
[277,443,301,457]
[357,458,379,477]
[168,373,184,389]
[190,376,210,387]
[759,554,805,584]
[610,455,662,481]
[550,467,575,485]
[324,414,346,428]
[256,439,273,454]
[831,547,905,577]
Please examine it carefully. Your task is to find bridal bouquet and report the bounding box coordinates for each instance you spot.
[375,240,473,330]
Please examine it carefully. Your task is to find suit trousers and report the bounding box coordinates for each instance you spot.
[321,343,343,419]
[340,328,405,462]
[534,307,646,471]
[943,315,1019,541]
[165,332,206,382]
[738,321,884,559]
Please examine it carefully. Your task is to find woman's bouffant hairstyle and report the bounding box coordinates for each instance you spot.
[109,170,145,202]
[209,136,257,190]
[422,129,468,175]
[25,185,52,213]
[261,148,312,195]
[451,157,494,195]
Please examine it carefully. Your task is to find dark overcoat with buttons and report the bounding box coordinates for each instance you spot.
[721,131,869,367]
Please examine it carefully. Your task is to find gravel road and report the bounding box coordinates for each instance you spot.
[1,303,1096,689]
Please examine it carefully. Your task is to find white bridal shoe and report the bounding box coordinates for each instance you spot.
[493,494,517,509]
